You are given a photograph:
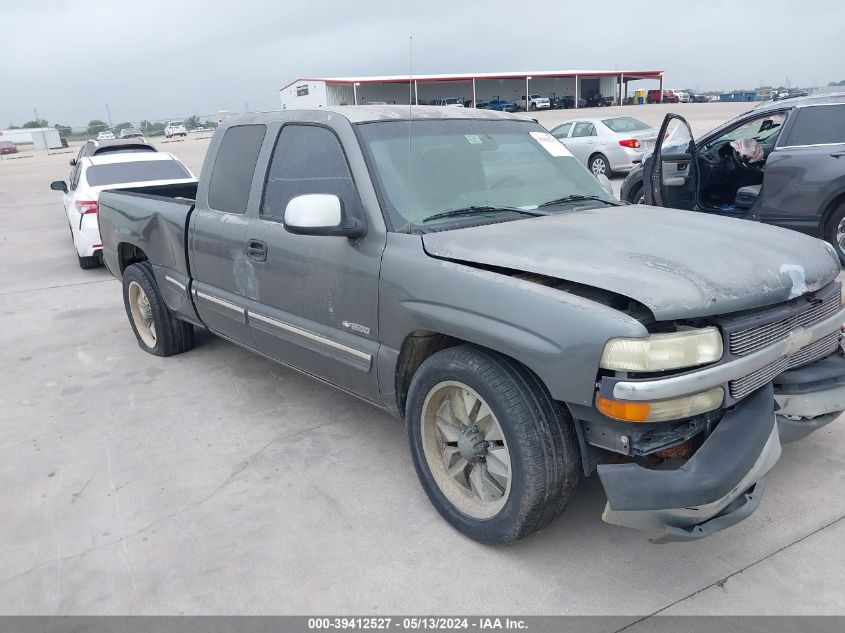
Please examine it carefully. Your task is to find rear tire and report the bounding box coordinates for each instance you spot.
[406,345,580,544]
[122,262,194,357]
[589,154,611,178]
[824,203,845,265]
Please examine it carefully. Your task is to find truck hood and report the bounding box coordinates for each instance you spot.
[421,206,841,320]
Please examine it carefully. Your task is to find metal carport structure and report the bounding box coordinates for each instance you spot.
[279,69,665,110]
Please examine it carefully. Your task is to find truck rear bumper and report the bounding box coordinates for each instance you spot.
[597,384,781,542]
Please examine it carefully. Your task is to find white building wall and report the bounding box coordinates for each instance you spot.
[522,77,577,99]
[0,128,62,148]
[279,81,329,109]
[600,76,619,99]
[357,82,415,104]
[326,83,354,106]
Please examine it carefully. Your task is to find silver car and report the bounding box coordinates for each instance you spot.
[550,116,658,176]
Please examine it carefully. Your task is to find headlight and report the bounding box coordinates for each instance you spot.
[600,327,723,372]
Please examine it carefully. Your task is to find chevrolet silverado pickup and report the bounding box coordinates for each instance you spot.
[98,106,845,544]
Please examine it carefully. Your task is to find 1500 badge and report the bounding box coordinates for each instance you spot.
[342,321,371,335]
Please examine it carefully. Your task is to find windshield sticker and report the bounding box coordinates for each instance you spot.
[464,134,482,144]
[530,131,573,157]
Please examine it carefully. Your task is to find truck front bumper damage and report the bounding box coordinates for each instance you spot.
[774,355,845,443]
[597,354,845,542]
[597,384,782,543]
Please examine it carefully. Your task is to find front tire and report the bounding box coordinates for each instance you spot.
[406,345,580,544]
[626,180,645,205]
[122,262,194,356]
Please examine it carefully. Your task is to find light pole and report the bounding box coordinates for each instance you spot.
[525,76,532,111]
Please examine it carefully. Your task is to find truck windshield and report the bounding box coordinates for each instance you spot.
[357,118,615,230]
[86,160,191,186]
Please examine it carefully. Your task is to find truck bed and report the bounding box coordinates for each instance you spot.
[98,181,201,324]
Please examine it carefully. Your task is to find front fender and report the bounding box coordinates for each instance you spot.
[378,234,648,408]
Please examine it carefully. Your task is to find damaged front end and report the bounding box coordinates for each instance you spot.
[578,281,845,543]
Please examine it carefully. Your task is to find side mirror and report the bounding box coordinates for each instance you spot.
[69,158,77,166]
[50,180,68,193]
[283,193,365,238]
[595,174,613,196]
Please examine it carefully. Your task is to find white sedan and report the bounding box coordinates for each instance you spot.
[549,116,659,177]
[50,153,195,269]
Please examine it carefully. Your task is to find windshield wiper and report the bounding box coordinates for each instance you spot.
[421,205,542,223]
[538,195,621,208]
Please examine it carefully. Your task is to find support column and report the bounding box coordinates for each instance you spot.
[353,82,358,105]
[659,74,663,103]
[414,80,418,105]
[619,73,624,105]
[472,78,476,108]
[525,76,530,111]
[574,74,579,109]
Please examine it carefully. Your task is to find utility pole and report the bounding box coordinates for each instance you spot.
[105,102,112,127]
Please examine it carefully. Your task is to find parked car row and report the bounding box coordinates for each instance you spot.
[424,93,608,111]
[82,105,845,546]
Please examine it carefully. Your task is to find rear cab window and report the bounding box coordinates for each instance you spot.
[207,124,267,214]
[781,104,845,147]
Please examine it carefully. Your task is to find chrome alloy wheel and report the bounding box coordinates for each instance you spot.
[420,381,512,519]
[128,281,157,348]
[591,156,608,176]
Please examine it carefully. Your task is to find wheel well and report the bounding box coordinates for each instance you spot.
[588,152,607,165]
[118,242,149,275]
[820,192,845,238]
[395,331,466,417]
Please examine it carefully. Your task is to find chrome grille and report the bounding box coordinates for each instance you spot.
[729,332,839,399]
[729,293,841,356]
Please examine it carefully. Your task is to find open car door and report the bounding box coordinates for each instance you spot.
[643,114,696,210]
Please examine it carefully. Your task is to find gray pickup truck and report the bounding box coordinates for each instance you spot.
[98,106,845,544]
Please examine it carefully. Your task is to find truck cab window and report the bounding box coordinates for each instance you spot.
[261,125,355,219]
[207,124,266,214]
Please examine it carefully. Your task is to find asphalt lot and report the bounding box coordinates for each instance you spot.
[1,102,844,617]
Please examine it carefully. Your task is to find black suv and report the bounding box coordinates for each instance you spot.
[621,93,845,262]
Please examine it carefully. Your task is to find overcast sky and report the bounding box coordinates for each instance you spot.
[2,0,843,127]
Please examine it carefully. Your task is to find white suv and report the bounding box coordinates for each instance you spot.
[165,121,188,138]
[671,90,691,103]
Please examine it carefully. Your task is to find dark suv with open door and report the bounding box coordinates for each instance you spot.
[625,93,845,263]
